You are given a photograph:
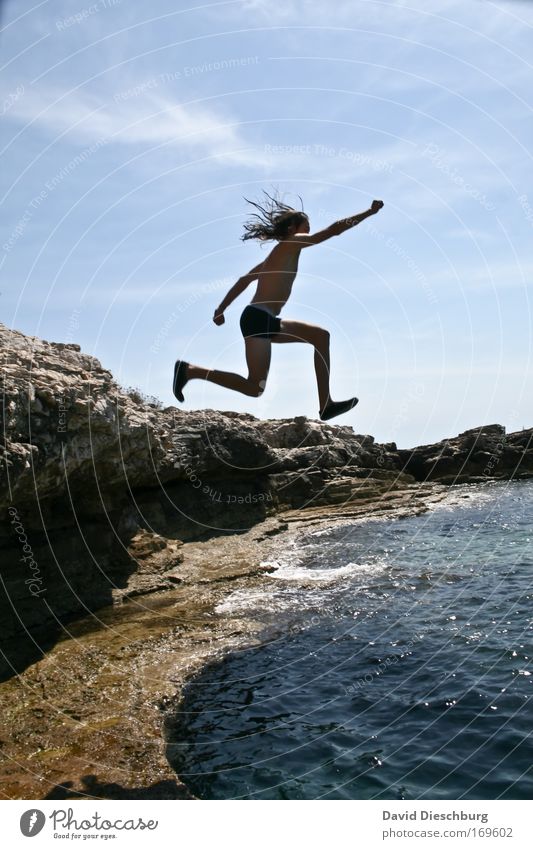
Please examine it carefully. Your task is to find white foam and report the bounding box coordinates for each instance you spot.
[263,558,386,584]
[434,483,507,512]
[215,558,386,616]
[215,589,272,615]
[215,586,308,615]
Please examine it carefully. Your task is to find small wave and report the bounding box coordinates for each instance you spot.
[263,558,387,585]
[215,586,319,617]
[215,559,387,616]
[215,589,274,615]
[435,482,513,512]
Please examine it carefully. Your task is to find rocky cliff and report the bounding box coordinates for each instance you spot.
[399,423,533,484]
[1,321,532,680]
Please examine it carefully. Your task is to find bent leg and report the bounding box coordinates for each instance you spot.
[184,337,271,398]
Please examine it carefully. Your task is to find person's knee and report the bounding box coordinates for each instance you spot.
[248,378,267,397]
[313,327,330,347]
[256,377,267,396]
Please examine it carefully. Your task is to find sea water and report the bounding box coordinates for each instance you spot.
[167,480,533,799]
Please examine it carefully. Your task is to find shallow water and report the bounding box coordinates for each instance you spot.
[167,480,533,799]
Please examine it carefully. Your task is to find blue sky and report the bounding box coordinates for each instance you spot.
[2,0,532,446]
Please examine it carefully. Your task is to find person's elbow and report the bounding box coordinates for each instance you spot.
[314,224,342,243]
[294,227,337,247]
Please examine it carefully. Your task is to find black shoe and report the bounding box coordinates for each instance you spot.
[173,360,189,402]
[319,397,358,421]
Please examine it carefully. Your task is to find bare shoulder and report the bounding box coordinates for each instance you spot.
[261,240,300,263]
[273,239,305,255]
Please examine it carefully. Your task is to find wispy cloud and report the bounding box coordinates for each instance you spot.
[6,84,269,167]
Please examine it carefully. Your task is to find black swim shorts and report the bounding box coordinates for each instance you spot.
[240,304,282,339]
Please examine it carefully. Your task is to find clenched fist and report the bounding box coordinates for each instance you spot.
[370,200,384,214]
[213,311,225,326]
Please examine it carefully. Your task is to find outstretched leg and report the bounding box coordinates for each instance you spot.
[271,319,358,420]
[173,337,271,401]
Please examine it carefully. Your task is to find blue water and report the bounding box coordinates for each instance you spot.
[167,480,533,799]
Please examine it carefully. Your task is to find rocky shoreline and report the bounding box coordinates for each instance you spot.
[0,490,452,801]
[1,321,532,799]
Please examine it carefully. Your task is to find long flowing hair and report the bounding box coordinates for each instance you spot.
[241,190,307,242]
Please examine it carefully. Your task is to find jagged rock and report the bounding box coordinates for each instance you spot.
[1,321,531,678]
[398,423,533,483]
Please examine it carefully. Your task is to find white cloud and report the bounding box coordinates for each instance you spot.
[5,84,269,168]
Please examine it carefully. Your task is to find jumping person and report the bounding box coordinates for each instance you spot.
[173,192,384,421]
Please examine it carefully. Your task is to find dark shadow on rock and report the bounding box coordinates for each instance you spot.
[43,774,194,800]
[0,474,274,680]
[0,629,58,683]
[134,476,275,542]
[0,485,140,681]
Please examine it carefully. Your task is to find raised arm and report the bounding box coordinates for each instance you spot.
[213,261,264,325]
[293,200,384,248]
